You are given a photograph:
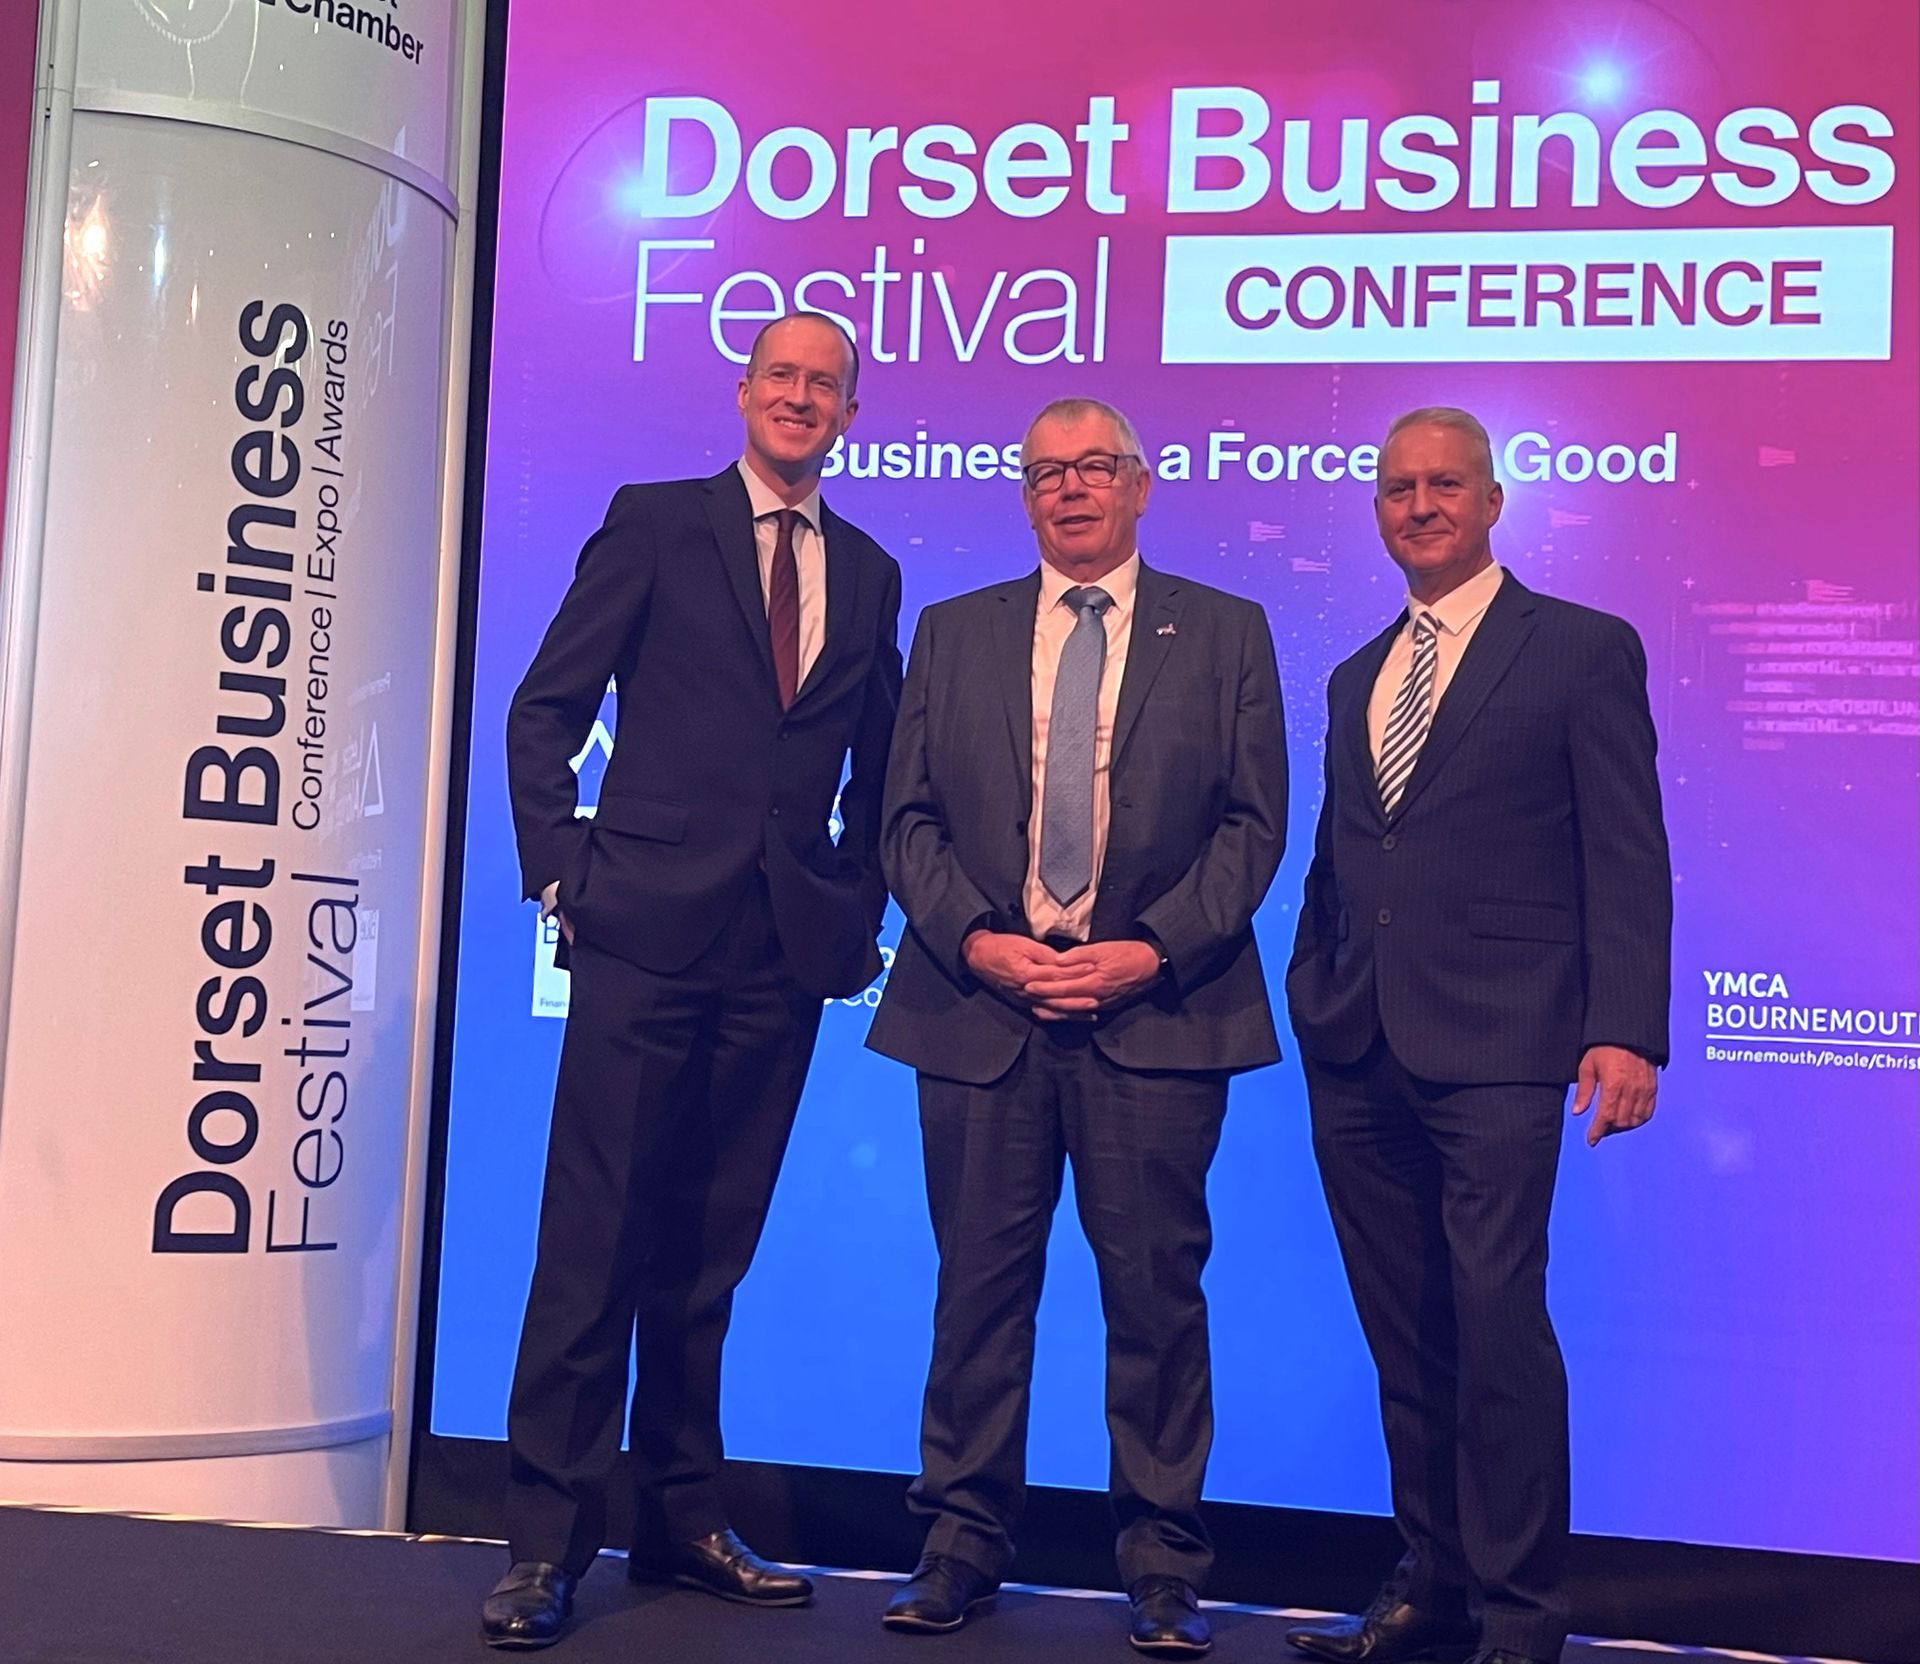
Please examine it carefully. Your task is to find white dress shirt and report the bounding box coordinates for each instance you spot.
[737,458,827,690]
[1368,561,1506,764]
[1023,553,1140,942]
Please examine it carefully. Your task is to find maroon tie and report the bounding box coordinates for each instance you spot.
[767,508,801,708]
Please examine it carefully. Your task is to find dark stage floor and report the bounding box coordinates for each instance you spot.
[0,1505,1860,1664]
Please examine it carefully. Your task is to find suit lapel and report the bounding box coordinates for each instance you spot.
[1344,612,1404,826]
[700,468,778,697]
[990,572,1040,794]
[796,503,861,703]
[1389,572,1538,821]
[1110,563,1182,774]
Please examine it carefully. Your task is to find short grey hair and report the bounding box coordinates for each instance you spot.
[1020,397,1145,468]
[1380,406,1496,485]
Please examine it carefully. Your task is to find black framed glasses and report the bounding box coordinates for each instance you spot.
[1021,452,1140,493]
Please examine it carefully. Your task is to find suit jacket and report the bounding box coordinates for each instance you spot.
[1286,573,1672,1085]
[866,561,1287,1084]
[506,469,902,1000]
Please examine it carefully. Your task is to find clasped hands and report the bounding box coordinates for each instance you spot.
[962,930,1163,1021]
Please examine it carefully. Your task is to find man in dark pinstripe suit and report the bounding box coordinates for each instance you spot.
[1285,408,1672,1664]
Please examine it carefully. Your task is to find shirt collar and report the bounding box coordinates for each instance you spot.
[1408,560,1503,636]
[736,458,822,533]
[1038,551,1141,614]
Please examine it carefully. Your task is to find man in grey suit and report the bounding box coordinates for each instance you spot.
[867,397,1288,1658]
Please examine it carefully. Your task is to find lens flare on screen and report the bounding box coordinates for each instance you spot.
[535,89,728,303]
[1579,60,1626,102]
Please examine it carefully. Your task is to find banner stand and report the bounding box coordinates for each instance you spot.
[379,0,488,1535]
[0,0,484,1530]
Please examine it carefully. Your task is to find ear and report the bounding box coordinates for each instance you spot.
[1486,479,1505,526]
[736,374,750,417]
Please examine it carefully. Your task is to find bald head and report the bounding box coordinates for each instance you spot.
[746,311,860,397]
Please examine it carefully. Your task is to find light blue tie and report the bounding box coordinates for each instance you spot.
[1039,585,1114,907]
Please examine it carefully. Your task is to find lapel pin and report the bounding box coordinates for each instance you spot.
[1157,622,1177,637]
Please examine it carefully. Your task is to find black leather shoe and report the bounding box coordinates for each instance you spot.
[480,1560,576,1650]
[1285,1589,1474,1663]
[629,1527,814,1606]
[1129,1576,1212,1656]
[880,1555,999,1633]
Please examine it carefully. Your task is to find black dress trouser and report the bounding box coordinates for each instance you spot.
[505,875,823,1576]
[910,1024,1229,1590]
[1305,1034,1571,1662]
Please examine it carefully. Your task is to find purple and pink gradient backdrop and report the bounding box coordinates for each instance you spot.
[433,0,1919,1560]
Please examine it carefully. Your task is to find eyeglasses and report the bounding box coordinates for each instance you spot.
[1021,452,1140,493]
[755,364,846,399]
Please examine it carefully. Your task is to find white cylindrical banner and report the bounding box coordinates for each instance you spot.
[0,0,475,1525]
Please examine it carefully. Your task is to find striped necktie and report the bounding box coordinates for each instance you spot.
[1038,584,1114,906]
[1375,611,1439,815]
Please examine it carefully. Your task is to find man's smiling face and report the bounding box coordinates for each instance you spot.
[1022,409,1149,581]
[1373,420,1503,601]
[736,315,858,483]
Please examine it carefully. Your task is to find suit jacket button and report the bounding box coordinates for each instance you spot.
[1377,907,1392,925]
[770,807,781,817]
[1382,834,1397,850]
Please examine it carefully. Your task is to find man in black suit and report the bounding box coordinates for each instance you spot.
[1285,408,1671,1664]
[481,313,902,1649]
[868,398,1287,1658]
